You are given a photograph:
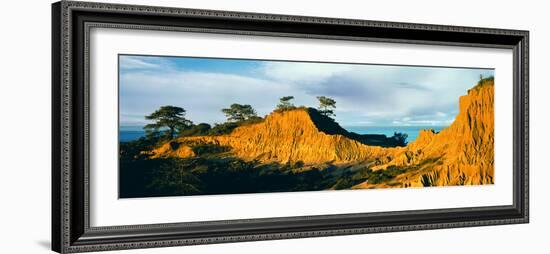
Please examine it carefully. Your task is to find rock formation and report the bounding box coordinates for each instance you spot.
[149,108,398,164]
[147,79,495,188]
[361,79,494,187]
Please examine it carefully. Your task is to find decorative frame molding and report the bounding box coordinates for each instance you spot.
[52,1,529,253]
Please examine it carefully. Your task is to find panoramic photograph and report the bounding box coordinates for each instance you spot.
[118,54,495,198]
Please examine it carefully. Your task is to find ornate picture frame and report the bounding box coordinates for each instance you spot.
[52,1,529,253]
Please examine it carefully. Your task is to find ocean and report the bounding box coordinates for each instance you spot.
[119,125,446,144]
[342,126,445,143]
[119,126,147,142]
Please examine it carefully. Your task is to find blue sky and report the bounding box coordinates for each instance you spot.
[119,55,494,128]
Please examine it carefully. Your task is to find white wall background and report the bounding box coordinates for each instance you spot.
[0,0,547,253]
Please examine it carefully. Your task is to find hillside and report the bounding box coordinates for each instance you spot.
[148,108,400,164]
[146,79,494,189]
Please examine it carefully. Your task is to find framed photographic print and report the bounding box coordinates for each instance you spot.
[52,1,529,253]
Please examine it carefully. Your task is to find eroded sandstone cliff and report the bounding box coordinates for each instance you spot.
[357,79,494,187]
[147,79,495,188]
[149,108,398,164]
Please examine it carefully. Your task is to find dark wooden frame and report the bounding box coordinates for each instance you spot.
[52,1,529,253]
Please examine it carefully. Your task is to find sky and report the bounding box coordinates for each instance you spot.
[119,55,494,128]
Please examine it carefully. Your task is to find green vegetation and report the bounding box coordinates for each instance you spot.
[367,166,407,184]
[477,75,494,86]
[119,140,337,198]
[190,143,231,156]
[207,117,264,136]
[144,106,193,139]
[119,132,415,198]
[316,96,336,118]
[177,123,212,137]
[391,132,408,146]
[121,95,415,198]
[468,75,494,93]
[275,96,296,111]
[139,103,265,139]
[142,97,406,146]
[330,166,408,189]
[221,103,260,122]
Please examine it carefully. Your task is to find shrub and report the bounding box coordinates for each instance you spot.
[191,144,230,156]
[207,122,240,135]
[207,117,263,136]
[178,123,211,137]
[390,132,408,146]
[275,96,297,112]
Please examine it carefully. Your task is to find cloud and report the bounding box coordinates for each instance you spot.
[257,62,493,126]
[391,111,455,126]
[119,69,310,125]
[120,56,161,70]
[262,61,351,84]
[119,55,493,127]
[395,82,429,91]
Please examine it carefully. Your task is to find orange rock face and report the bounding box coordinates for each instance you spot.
[362,80,495,187]
[150,109,398,164]
[148,80,495,188]
[146,141,196,159]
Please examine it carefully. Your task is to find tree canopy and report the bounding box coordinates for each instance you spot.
[178,123,212,137]
[144,106,193,139]
[276,96,296,111]
[316,96,336,117]
[391,132,408,146]
[221,104,258,122]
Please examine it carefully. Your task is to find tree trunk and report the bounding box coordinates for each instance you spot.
[169,127,175,139]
